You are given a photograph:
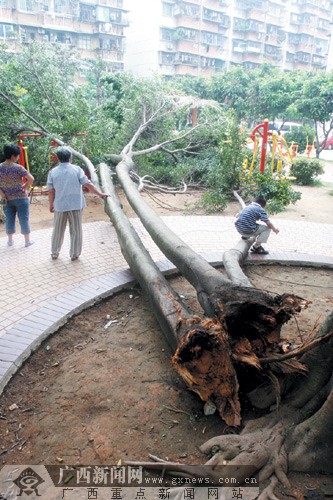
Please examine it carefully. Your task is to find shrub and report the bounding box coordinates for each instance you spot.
[200,190,229,213]
[290,157,323,185]
[243,171,302,214]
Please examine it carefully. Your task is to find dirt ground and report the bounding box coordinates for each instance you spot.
[0,164,333,498]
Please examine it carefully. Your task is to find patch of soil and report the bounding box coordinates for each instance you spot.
[0,266,332,498]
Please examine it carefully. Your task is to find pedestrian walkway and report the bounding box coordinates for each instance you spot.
[0,216,332,394]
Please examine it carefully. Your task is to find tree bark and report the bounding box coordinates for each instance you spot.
[99,163,242,425]
[99,158,311,426]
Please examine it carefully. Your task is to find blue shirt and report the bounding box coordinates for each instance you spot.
[235,202,269,234]
[46,162,90,212]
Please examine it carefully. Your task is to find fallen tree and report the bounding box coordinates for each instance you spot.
[106,118,310,427]
[103,117,333,498]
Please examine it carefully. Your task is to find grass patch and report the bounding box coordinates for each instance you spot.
[311,179,333,188]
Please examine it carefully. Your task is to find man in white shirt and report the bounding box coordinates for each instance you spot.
[47,147,108,261]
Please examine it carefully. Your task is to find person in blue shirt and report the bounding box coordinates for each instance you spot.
[47,146,108,261]
[234,195,279,254]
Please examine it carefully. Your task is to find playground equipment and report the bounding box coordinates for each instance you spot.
[247,119,299,180]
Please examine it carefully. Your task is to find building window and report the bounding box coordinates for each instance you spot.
[174,2,200,18]
[203,8,229,26]
[99,37,120,51]
[159,51,175,65]
[175,52,199,66]
[161,28,174,42]
[174,27,198,41]
[55,32,72,44]
[162,2,173,16]
[317,18,329,30]
[96,6,110,23]
[201,31,223,46]
[78,35,91,49]
[0,0,8,6]
[80,4,96,22]
[109,9,122,23]
[17,0,35,11]
[248,41,262,53]
[201,57,217,67]
[0,23,14,38]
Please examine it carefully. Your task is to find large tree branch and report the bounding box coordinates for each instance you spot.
[0,91,51,134]
[131,124,203,157]
[121,101,168,155]
[25,58,62,122]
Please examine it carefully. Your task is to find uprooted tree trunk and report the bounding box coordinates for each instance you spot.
[110,154,311,424]
[103,122,333,497]
[127,320,333,498]
[99,162,243,424]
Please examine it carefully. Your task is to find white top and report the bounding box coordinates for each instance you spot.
[46,163,90,212]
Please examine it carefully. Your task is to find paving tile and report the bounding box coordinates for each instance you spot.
[4,328,38,343]
[11,321,45,335]
[0,349,23,362]
[0,361,12,377]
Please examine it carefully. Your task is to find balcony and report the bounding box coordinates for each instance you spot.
[94,22,124,36]
[203,9,229,25]
[173,4,200,19]
[174,52,199,66]
[109,16,129,27]
[312,54,326,66]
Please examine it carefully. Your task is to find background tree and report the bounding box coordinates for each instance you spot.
[293,71,333,157]
[246,66,304,127]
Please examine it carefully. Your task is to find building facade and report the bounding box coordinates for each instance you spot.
[124,0,333,76]
[0,0,128,73]
[0,0,332,77]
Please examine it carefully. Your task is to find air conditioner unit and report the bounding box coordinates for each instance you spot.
[38,28,45,34]
[167,43,173,49]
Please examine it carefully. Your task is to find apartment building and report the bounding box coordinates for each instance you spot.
[123,0,333,76]
[0,0,128,73]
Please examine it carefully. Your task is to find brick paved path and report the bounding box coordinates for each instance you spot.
[0,216,332,393]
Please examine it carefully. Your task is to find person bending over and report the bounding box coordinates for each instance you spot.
[234,195,279,255]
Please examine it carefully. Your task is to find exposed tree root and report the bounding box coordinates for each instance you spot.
[172,317,241,426]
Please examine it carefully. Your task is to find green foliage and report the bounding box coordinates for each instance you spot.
[208,116,247,193]
[200,190,229,213]
[173,75,211,100]
[290,157,324,185]
[209,67,252,120]
[243,172,302,214]
[284,125,315,153]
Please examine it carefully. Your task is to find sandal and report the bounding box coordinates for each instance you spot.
[250,245,269,255]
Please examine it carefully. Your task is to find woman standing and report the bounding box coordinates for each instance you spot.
[0,143,35,247]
